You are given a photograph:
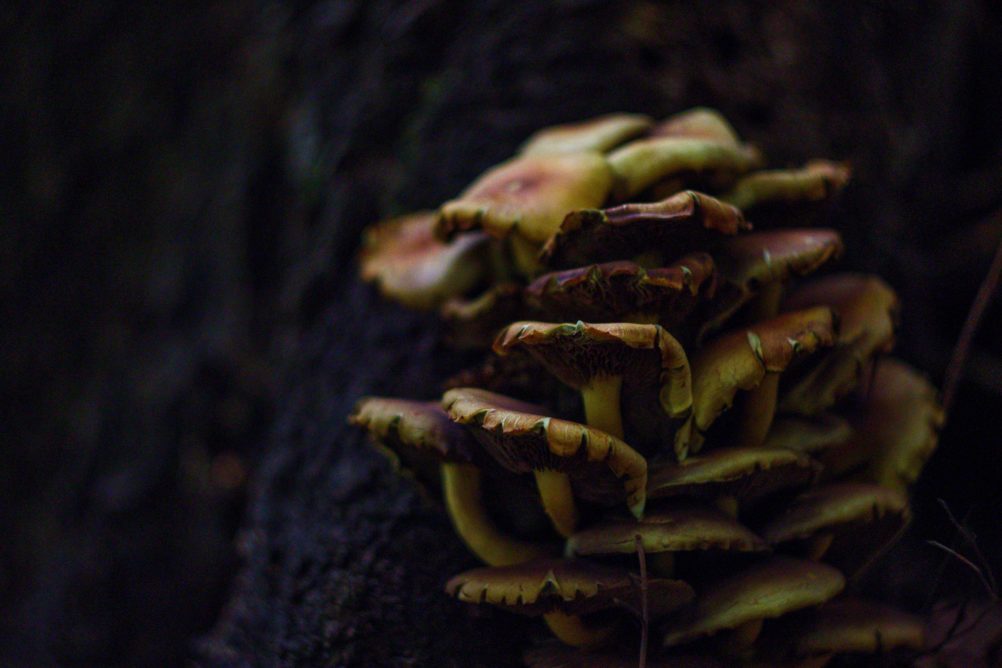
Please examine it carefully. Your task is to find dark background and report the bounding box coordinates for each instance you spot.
[3,1,1002,665]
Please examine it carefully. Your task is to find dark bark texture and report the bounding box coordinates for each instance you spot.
[4,1,1002,666]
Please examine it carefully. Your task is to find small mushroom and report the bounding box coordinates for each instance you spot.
[443,387,648,537]
[780,274,899,415]
[763,413,854,457]
[759,482,910,575]
[525,254,717,328]
[677,307,836,457]
[721,161,851,214]
[349,397,555,567]
[437,152,614,275]
[446,558,694,647]
[661,558,846,650]
[567,505,769,576]
[493,321,691,448]
[520,113,653,156]
[647,447,819,516]
[359,211,491,309]
[541,190,748,271]
[650,107,742,145]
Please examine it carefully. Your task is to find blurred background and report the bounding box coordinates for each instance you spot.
[3,1,1002,665]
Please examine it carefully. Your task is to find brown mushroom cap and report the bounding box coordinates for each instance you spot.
[678,306,837,457]
[650,108,742,145]
[721,161,851,213]
[760,597,926,659]
[520,113,653,156]
[662,558,846,647]
[442,387,648,517]
[445,558,694,617]
[525,254,716,327]
[763,414,854,457]
[568,505,768,557]
[541,190,748,269]
[359,211,491,309]
[437,152,614,245]
[780,274,899,415]
[349,396,475,465]
[760,482,910,573]
[647,447,819,504]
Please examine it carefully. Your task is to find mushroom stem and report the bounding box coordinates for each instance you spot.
[806,533,834,561]
[534,469,578,538]
[581,375,625,439]
[510,235,543,277]
[649,552,675,578]
[718,618,764,654]
[442,462,554,566]
[543,611,614,648]
[715,495,739,518]
[749,281,784,322]
[736,372,780,448]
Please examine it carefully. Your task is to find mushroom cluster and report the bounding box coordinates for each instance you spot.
[350,109,944,665]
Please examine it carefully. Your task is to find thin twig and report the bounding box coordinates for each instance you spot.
[635,534,648,668]
[927,540,999,600]
[943,223,1002,416]
[938,498,999,595]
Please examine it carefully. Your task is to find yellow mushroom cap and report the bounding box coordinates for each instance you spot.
[438,151,614,245]
[442,387,648,517]
[650,108,743,145]
[359,211,491,310]
[661,558,846,647]
[568,505,768,557]
[519,113,653,156]
[446,558,694,617]
[349,396,476,464]
[722,161,851,213]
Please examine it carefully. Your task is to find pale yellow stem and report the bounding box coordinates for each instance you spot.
[510,235,543,277]
[442,462,554,566]
[535,469,578,538]
[581,375,624,439]
[543,611,614,647]
[649,551,675,578]
[736,372,780,449]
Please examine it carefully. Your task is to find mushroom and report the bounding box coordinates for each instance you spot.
[349,397,555,566]
[520,113,653,156]
[525,254,717,328]
[437,151,614,275]
[359,211,492,309]
[440,282,526,349]
[720,161,851,214]
[759,482,910,575]
[541,190,748,269]
[661,558,846,651]
[677,306,836,458]
[780,274,899,415]
[446,558,694,647]
[650,107,742,145]
[647,447,819,517]
[567,504,769,576]
[443,387,648,537]
[493,321,691,448]
[762,413,854,457]
[757,597,925,664]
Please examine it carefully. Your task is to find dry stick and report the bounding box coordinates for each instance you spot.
[938,498,999,596]
[927,540,998,601]
[942,230,1002,417]
[635,534,648,668]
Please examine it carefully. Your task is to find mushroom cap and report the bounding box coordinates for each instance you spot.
[679,306,837,456]
[760,597,925,658]
[607,136,762,200]
[760,482,910,573]
[442,388,648,517]
[780,274,899,415]
[493,320,692,419]
[441,283,526,349]
[359,211,491,310]
[525,254,716,328]
[541,190,748,269]
[519,113,653,156]
[445,558,694,617]
[438,152,614,245]
[568,505,768,557]
[524,642,725,668]
[349,396,475,464]
[661,558,846,647]
[650,107,742,145]
[763,413,854,456]
[647,447,819,504]
[721,161,851,213]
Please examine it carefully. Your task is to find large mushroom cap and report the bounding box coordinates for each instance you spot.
[679,306,837,457]
[568,505,768,557]
[763,413,854,457]
[540,190,748,269]
[780,274,899,415]
[359,211,491,309]
[661,558,846,647]
[721,161,851,213]
[437,151,614,245]
[647,447,819,504]
[349,396,475,465]
[525,254,717,328]
[520,113,653,156]
[442,387,648,517]
[760,482,910,573]
[446,558,694,617]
